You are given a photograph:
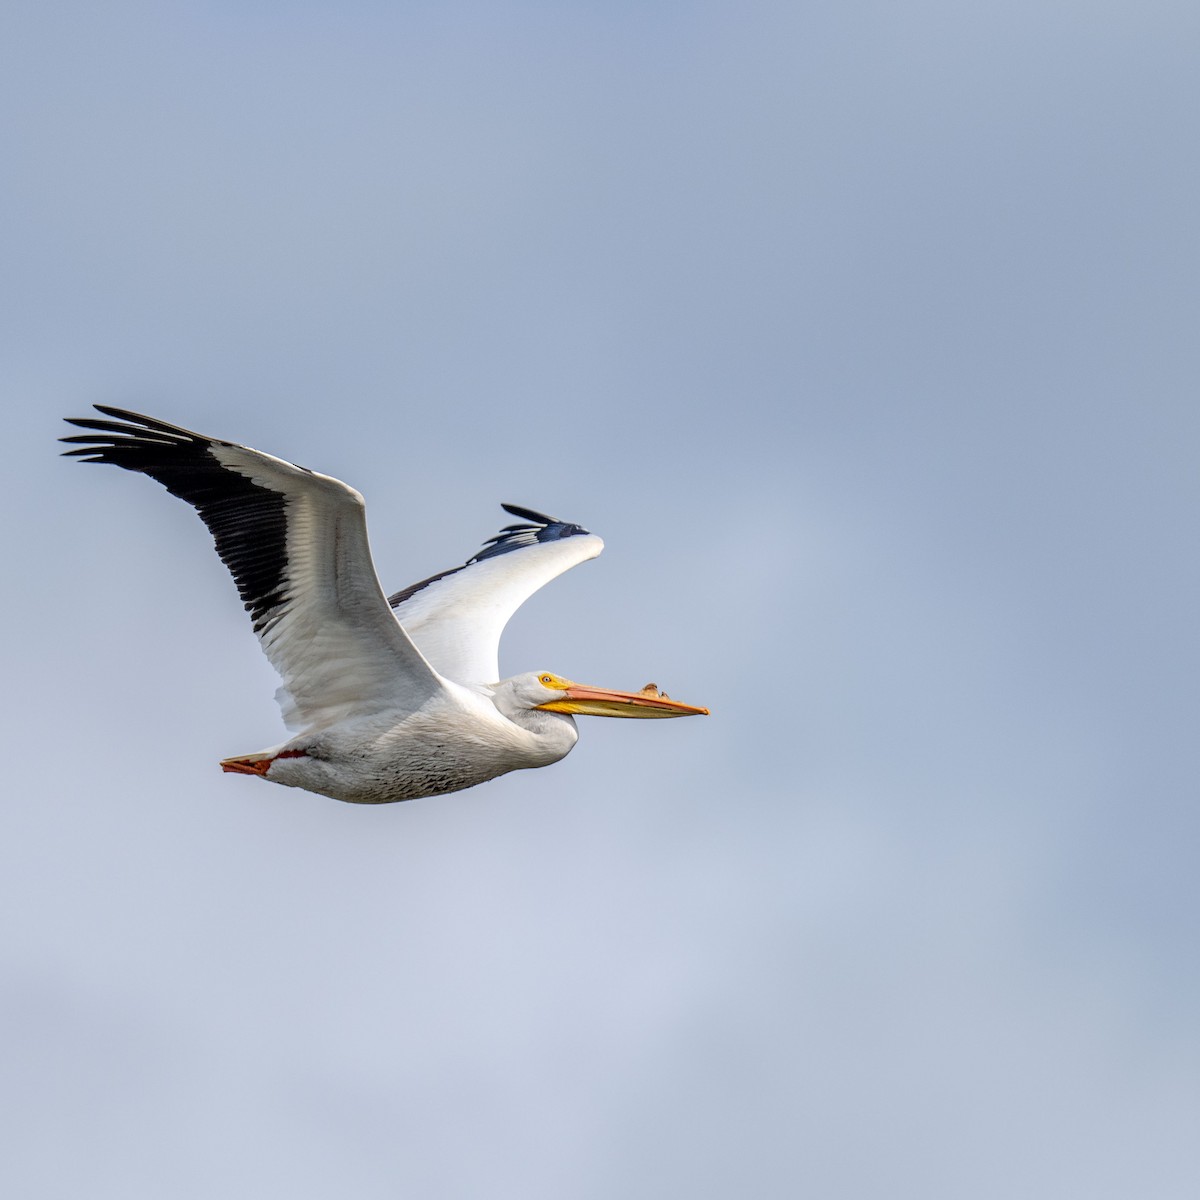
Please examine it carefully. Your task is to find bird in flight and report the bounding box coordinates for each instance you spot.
[61,407,708,804]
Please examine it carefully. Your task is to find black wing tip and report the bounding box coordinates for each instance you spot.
[467,504,590,564]
[61,405,206,443]
[92,403,144,422]
[59,407,211,465]
[60,406,291,631]
[391,504,594,607]
[90,404,193,432]
[500,502,560,525]
[499,503,590,538]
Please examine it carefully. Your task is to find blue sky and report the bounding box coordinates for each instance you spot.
[2,2,1199,1196]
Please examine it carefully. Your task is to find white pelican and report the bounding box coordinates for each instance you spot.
[61,407,708,804]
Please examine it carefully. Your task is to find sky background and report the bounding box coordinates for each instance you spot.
[2,1,1199,1196]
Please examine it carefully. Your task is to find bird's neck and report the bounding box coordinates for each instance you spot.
[504,706,579,766]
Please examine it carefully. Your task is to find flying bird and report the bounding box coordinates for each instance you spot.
[61,407,708,804]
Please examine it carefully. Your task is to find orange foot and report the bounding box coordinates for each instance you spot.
[220,749,308,777]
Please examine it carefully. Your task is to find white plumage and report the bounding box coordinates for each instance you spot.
[390,530,604,691]
[62,407,707,804]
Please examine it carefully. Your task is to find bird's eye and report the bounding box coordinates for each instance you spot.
[540,674,554,685]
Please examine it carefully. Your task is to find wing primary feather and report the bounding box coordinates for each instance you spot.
[500,502,560,524]
[387,505,592,608]
[62,408,290,630]
[62,405,441,729]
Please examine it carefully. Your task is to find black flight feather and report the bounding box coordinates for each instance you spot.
[61,406,291,632]
[388,504,590,608]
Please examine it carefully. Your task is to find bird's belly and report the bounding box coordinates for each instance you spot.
[341,759,503,805]
[265,722,526,805]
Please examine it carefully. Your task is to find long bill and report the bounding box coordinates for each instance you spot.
[535,682,709,719]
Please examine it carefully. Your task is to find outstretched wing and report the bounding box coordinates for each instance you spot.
[388,504,603,687]
[62,406,441,732]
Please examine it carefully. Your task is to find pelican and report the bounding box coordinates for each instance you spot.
[61,407,708,804]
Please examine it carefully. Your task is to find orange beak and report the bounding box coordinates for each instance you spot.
[536,681,709,719]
